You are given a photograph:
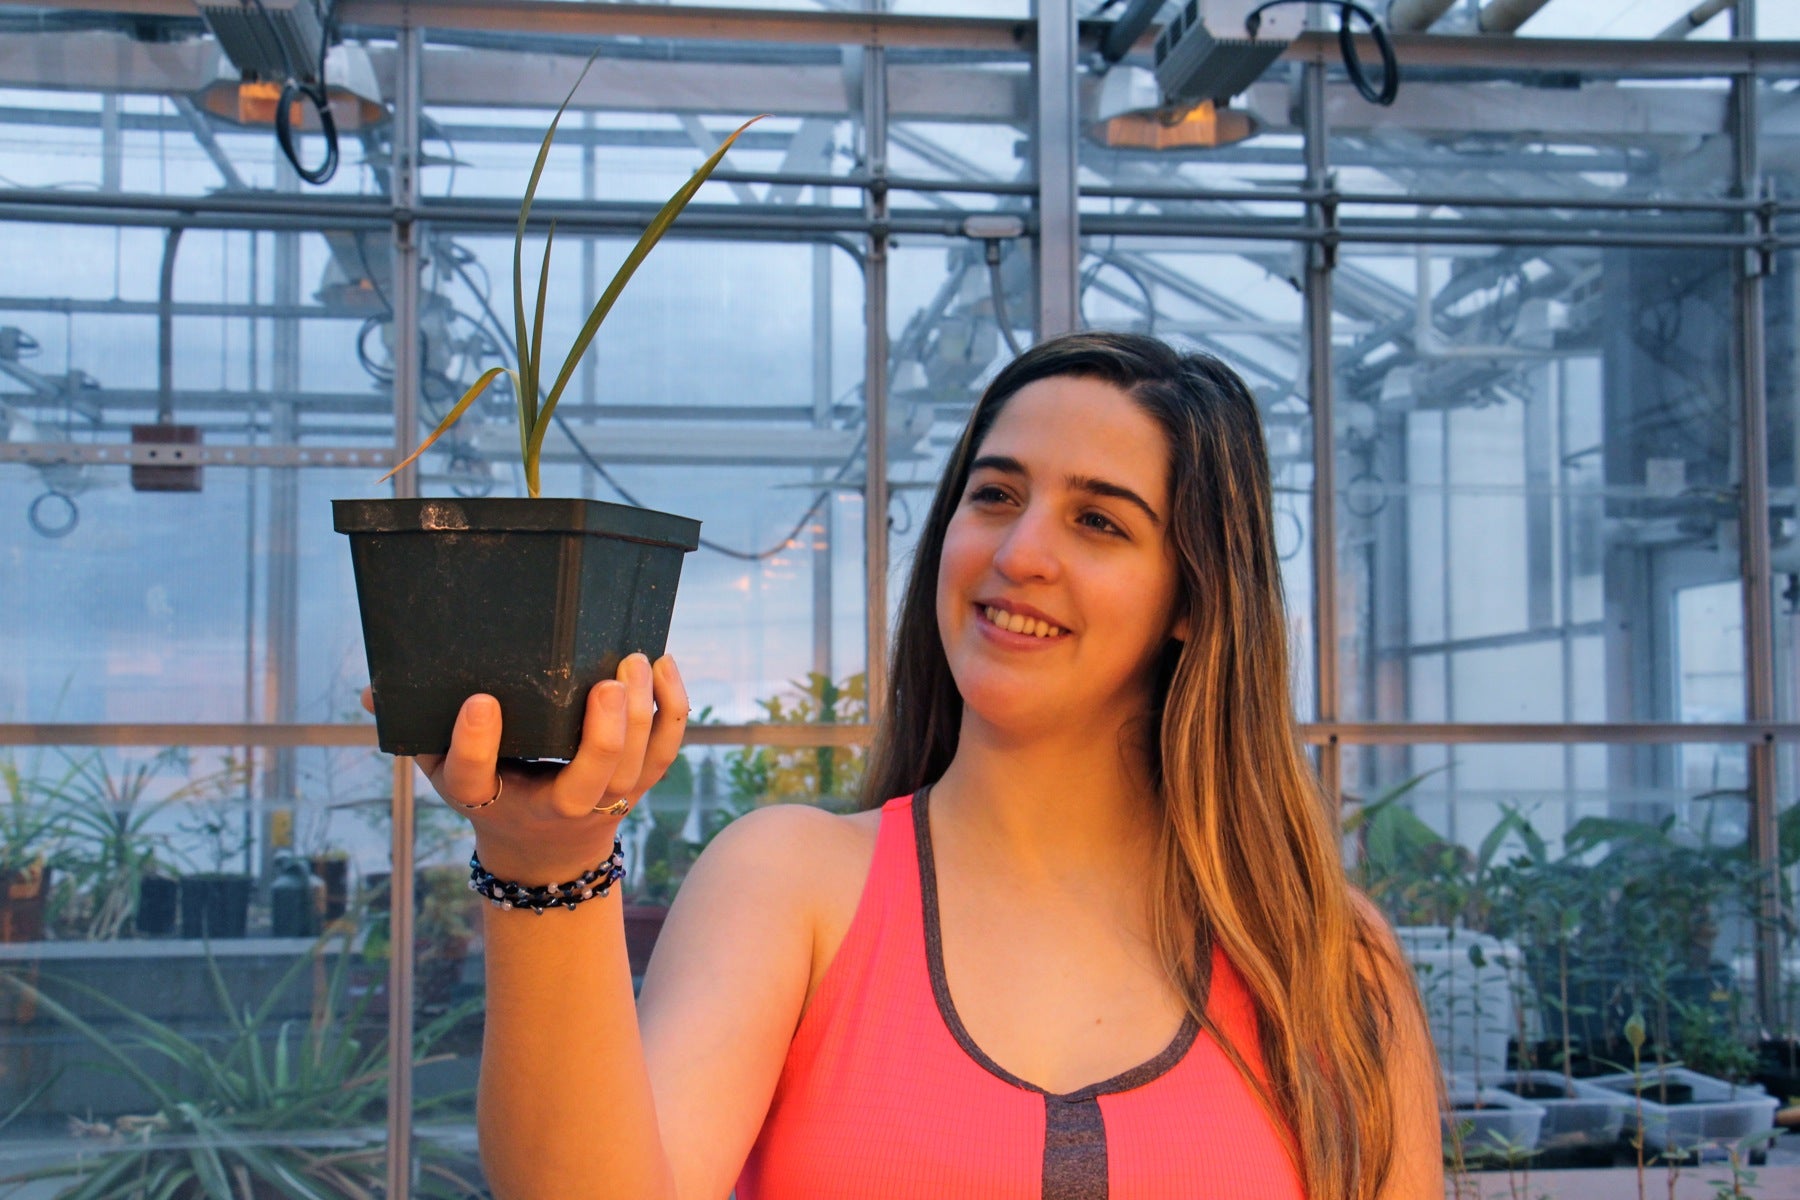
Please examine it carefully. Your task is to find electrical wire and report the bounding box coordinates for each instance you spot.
[442,246,860,562]
[1244,1,1399,107]
[984,240,1024,357]
[250,0,341,184]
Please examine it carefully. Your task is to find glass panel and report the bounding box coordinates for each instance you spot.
[1331,68,1742,204]
[1335,244,1743,723]
[1346,742,1767,1150]
[0,35,396,199]
[413,30,866,207]
[0,745,400,1192]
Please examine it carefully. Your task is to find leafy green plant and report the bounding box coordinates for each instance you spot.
[0,931,482,1199]
[51,749,248,941]
[0,750,80,878]
[726,672,868,812]
[380,50,763,497]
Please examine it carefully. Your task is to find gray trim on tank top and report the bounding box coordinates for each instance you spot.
[910,786,1201,1200]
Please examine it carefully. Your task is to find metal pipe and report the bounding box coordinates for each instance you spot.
[1303,60,1341,810]
[1729,0,1784,1043]
[1657,0,1737,40]
[861,33,890,726]
[1387,0,1458,34]
[4,177,1790,223]
[156,225,183,424]
[1476,0,1556,34]
[3,719,1797,748]
[1034,0,1079,338]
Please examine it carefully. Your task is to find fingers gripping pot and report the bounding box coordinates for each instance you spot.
[335,496,699,760]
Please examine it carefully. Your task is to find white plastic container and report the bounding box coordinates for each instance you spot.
[1444,1076,1547,1159]
[1492,1069,1629,1152]
[1586,1066,1778,1153]
[1398,926,1532,1082]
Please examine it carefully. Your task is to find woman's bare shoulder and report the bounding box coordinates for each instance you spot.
[696,802,883,908]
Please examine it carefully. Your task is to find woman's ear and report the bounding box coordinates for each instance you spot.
[1169,613,1189,644]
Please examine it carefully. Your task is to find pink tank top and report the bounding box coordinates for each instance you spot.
[737,790,1308,1200]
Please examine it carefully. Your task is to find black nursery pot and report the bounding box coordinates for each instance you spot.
[179,873,253,939]
[135,874,179,936]
[333,497,701,760]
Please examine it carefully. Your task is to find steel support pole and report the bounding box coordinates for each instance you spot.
[1033,0,1079,338]
[1730,0,1784,1034]
[385,22,423,1200]
[862,35,890,723]
[812,243,835,687]
[1303,62,1341,811]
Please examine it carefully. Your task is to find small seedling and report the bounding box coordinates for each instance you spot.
[381,49,763,497]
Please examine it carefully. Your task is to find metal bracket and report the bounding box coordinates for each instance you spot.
[0,442,393,468]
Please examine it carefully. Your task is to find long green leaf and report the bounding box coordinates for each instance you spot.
[526,113,766,475]
[0,971,181,1109]
[375,364,512,486]
[525,219,557,496]
[513,45,606,441]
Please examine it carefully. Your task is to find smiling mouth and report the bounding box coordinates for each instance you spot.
[980,604,1069,640]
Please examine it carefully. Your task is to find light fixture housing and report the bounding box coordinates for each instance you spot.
[195,42,385,131]
[1091,64,1259,151]
[195,0,327,83]
[1153,0,1301,108]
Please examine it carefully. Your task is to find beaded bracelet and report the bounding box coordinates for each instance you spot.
[468,838,626,915]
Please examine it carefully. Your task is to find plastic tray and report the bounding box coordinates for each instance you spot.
[1492,1069,1629,1152]
[1586,1066,1778,1152]
[1444,1077,1547,1159]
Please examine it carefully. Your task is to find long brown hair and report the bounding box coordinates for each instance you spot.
[862,331,1421,1200]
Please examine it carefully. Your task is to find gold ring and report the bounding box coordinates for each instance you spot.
[453,774,503,812]
[591,795,632,817]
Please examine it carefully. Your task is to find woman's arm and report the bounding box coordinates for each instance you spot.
[404,655,823,1200]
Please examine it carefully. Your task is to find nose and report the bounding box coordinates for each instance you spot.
[990,503,1062,584]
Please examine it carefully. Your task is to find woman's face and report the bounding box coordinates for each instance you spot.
[935,374,1187,737]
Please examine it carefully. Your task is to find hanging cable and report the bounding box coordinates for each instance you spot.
[1245,1,1399,106]
[984,239,1024,358]
[249,0,341,184]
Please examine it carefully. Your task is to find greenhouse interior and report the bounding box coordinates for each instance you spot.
[0,0,1798,1196]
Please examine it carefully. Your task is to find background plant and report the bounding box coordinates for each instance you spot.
[725,672,867,812]
[0,931,482,1199]
[50,749,247,941]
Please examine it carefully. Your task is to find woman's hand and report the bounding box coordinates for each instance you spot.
[360,652,689,885]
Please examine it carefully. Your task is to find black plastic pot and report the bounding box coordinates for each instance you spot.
[179,873,252,939]
[334,497,701,760]
[135,874,179,936]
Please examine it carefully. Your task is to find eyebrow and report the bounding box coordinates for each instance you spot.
[968,454,1163,527]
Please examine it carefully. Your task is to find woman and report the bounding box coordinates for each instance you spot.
[405,332,1442,1199]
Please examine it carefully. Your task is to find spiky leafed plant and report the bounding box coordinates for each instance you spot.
[0,930,483,1199]
[381,49,763,497]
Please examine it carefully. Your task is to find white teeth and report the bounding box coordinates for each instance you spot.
[983,605,1063,638]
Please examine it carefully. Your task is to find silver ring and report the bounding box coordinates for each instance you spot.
[591,795,632,817]
[453,774,503,812]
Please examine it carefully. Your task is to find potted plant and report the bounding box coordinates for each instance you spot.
[0,752,79,943]
[47,748,244,941]
[175,794,255,939]
[335,53,761,761]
